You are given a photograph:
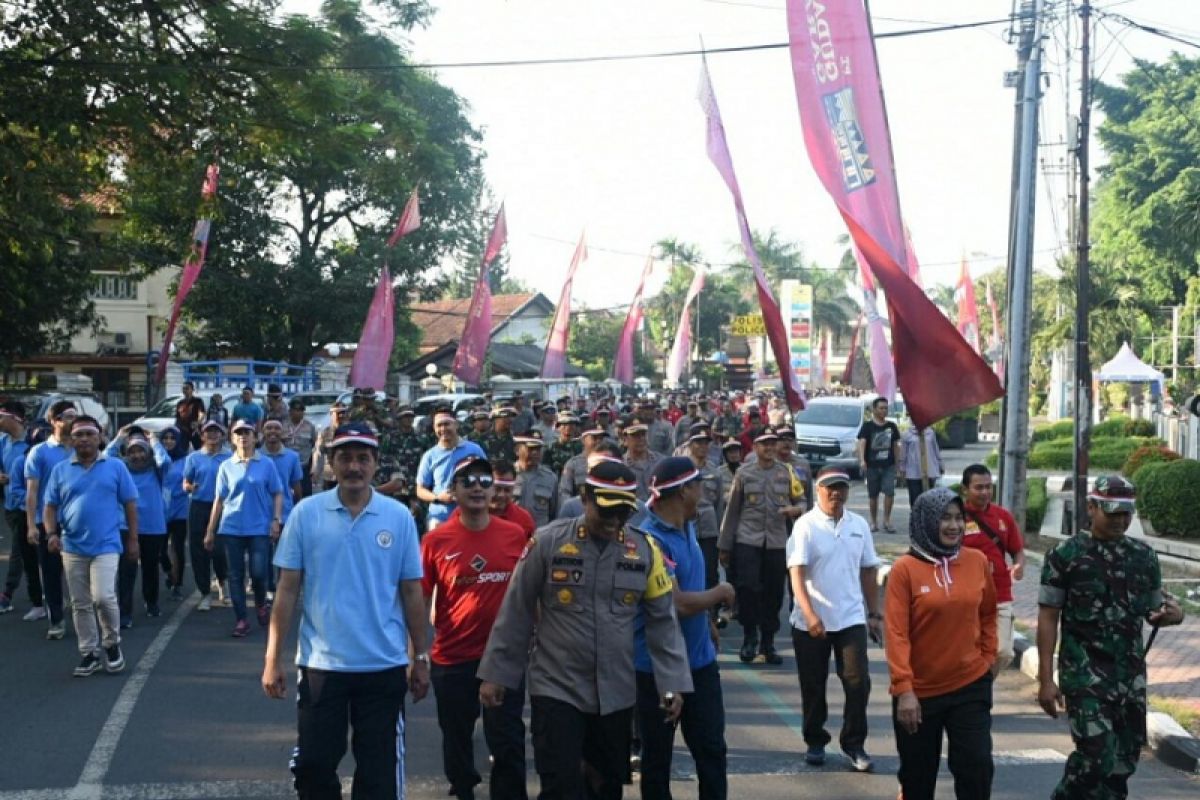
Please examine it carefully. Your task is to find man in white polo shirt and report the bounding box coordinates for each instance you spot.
[786,466,882,774]
[263,421,429,799]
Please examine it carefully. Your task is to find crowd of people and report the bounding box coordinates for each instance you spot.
[0,383,1185,799]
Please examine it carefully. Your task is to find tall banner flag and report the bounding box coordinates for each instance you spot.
[156,163,219,383]
[666,269,705,387]
[851,242,898,400]
[698,60,806,412]
[613,255,654,385]
[954,256,981,353]
[986,279,1005,383]
[842,312,864,385]
[349,189,422,389]
[780,281,814,387]
[541,232,587,379]
[785,0,1001,427]
[817,328,830,387]
[453,204,507,386]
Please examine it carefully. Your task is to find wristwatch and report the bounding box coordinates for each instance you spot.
[414,653,431,667]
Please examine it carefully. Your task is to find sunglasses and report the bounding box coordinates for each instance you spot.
[455,473,495,489]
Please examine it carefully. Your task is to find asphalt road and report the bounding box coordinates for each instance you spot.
[0,441,1196,799]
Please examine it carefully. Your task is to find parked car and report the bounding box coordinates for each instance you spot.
[792,396,874,477]
[2,391,114,438]
[131,391,264,434]
[290,390,342,429]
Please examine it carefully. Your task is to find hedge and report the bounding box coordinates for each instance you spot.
[1027,436,1162,471]
[1135,459,1200,539]
[1031,415,1156,443]
[1031,420,1075,443]
[1122,444,1181,479]
[1025,477,1048,532]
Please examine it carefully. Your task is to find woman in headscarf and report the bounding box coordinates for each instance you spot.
[885,487,998,800]
[158,426,191,600]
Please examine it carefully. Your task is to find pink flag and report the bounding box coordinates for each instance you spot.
[842,313,863,385]
[453,205,507,386]
[954,257,981,353]
[541,232,587,379]
[785,0,1000,427]
[851,241,898,401]
[613,255,654,385]
[386,187,421,248]
[666,269,705,387]
[156,166,219,383]
[986,279,1005,384]
[698,60,806,412]
[348,267,395,389]
[817,329,830,386]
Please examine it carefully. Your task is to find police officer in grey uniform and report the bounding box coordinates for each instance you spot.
[479,459,692,800]
[513,435,559,528]
[718,429,805,664]
[685,430,725,594]
[557,426,608,505]
[621,423,662,503]
[637,401,674,457]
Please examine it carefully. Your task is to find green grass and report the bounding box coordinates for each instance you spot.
[1149,695,1200,738]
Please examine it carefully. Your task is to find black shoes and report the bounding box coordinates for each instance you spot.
[739,636,759,663]
[760,641,783,665]
[74,653,102,677]
[104,645,125,673]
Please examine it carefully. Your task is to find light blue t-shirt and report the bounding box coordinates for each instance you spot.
[183,450,231,503]
[104,438,170,535]
[24,439,72,524]
[3,439,30,512]
[215,454,283,536]
[416,439,485,526]
[231,401,263,426]
[274,488,423,672]
[263,446,303,522]
[164,458,190,522]
[44,455,138,557]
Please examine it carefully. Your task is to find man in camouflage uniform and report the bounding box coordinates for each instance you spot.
[466,409,491,448]
[545,413,581,477]
[483,406,517,464]
[347,387,390,432]
[375,407,430,512]
[513,435,559,527]
[1038,475,1184,799]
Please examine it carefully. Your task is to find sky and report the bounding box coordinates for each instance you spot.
[285,0,1197,309]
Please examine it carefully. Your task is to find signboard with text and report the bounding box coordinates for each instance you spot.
[731,313,766,337]
[780,280,813,386]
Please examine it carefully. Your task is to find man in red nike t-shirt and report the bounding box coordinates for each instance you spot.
[488,459,536,539]
[421,456,528,800]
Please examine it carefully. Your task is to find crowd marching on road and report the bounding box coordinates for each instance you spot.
[0,384,1189,800]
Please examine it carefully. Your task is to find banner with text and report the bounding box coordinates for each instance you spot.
[780,281,813,387]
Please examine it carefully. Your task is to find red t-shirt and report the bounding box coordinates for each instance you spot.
[421,515,527,665]
[961,503,1022,602]
[492,502,536,539]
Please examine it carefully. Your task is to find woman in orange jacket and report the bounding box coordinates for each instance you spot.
[885,487,998,800]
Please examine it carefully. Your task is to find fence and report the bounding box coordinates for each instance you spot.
[1155,411,1200,460]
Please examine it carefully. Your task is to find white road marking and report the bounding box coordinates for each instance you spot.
[66,594,200,800]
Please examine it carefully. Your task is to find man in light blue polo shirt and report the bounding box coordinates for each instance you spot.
[43,415,139,678]
[264,421,429,799]
[416,410,485,530]
[634,457,735,799]
[182,420,231,610]
[23,399,77,639]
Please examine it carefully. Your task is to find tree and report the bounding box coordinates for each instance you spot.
[567,309,655,382]
[442,204,529,299]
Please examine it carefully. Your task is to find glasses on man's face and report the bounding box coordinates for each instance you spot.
[455,474,495,489]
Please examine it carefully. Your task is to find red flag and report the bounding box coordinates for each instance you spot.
[698,60,806,412]
[666,268,705,387]
[785,0,1000,427]
[386,187,421,248]
[613,255,654,385]
[453,205,506,386]
[954,257,981,353]
[156,167,218,383]
[348,267,395,390]
[541,232,587,379]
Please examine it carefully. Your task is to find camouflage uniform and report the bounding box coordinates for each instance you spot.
[482,432,517,465]
[347,404,389,433]
[1040,533,1164,800]
[380,428,432,499]
[545,438,581,476]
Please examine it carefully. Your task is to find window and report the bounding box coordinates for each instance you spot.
[92,273,138,300]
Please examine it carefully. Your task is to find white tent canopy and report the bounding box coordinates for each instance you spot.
[1095,342,1165,387]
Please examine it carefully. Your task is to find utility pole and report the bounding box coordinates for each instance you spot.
[1071,0,1093,531]
[1000,0,1045,527]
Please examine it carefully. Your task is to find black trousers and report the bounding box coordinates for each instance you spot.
[636,664,727,800]
[166,519,188,590]
[893,673,994,800]
[698,537,718,591]
[188,500,227,595]
[4,510,42,605]
[906,479,933,508]
[35,524,64,624]
[293,665,408,800]
[731,544,786,642]
[118,534,166,613]
[430,659,527,800]
[530,695,632,800]
[792,624,871,751]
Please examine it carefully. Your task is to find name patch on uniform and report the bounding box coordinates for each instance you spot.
[552,556,583,567]
[376,531,393,549]
[615,561,646,573]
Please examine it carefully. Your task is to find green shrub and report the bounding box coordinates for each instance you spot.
[984,449,999,469]
[1032,420,1074,443]
[1122,444,1181,479]
[1133,460,1171,518]
[1025,477,1048,532]
[1027,436,1162,471]
[1123,418,1156,437]
[1137,459,1200,538]
[1092,415,1132,438]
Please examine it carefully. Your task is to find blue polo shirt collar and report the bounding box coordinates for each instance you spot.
[322,487,382,516]
[232,452,262,464]
[69,452,108,465]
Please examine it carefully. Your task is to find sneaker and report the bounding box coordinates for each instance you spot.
[197,595,212,612]
[843,748,873,773]
[218,582,232,607]
[146,603,161,618]
[24,605,48,621]
[805,745,826,766]
[104,645,125,673]
[232,619,251,638]
[0,594,12,614]
[256,605,270,627]
[74,653,103,677]
[46,621,66,640]
[120,614,133,630]
[170,586,183,602]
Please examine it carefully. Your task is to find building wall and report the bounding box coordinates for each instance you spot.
[493,303,550,344]
[68,267,177,355]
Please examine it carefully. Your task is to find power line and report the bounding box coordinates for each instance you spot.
[0,17,1016,74]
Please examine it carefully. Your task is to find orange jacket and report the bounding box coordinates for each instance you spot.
[885,548,997,698]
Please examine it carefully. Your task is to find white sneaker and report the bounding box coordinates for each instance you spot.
[197,595,212,612]
[23,606,48,621]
